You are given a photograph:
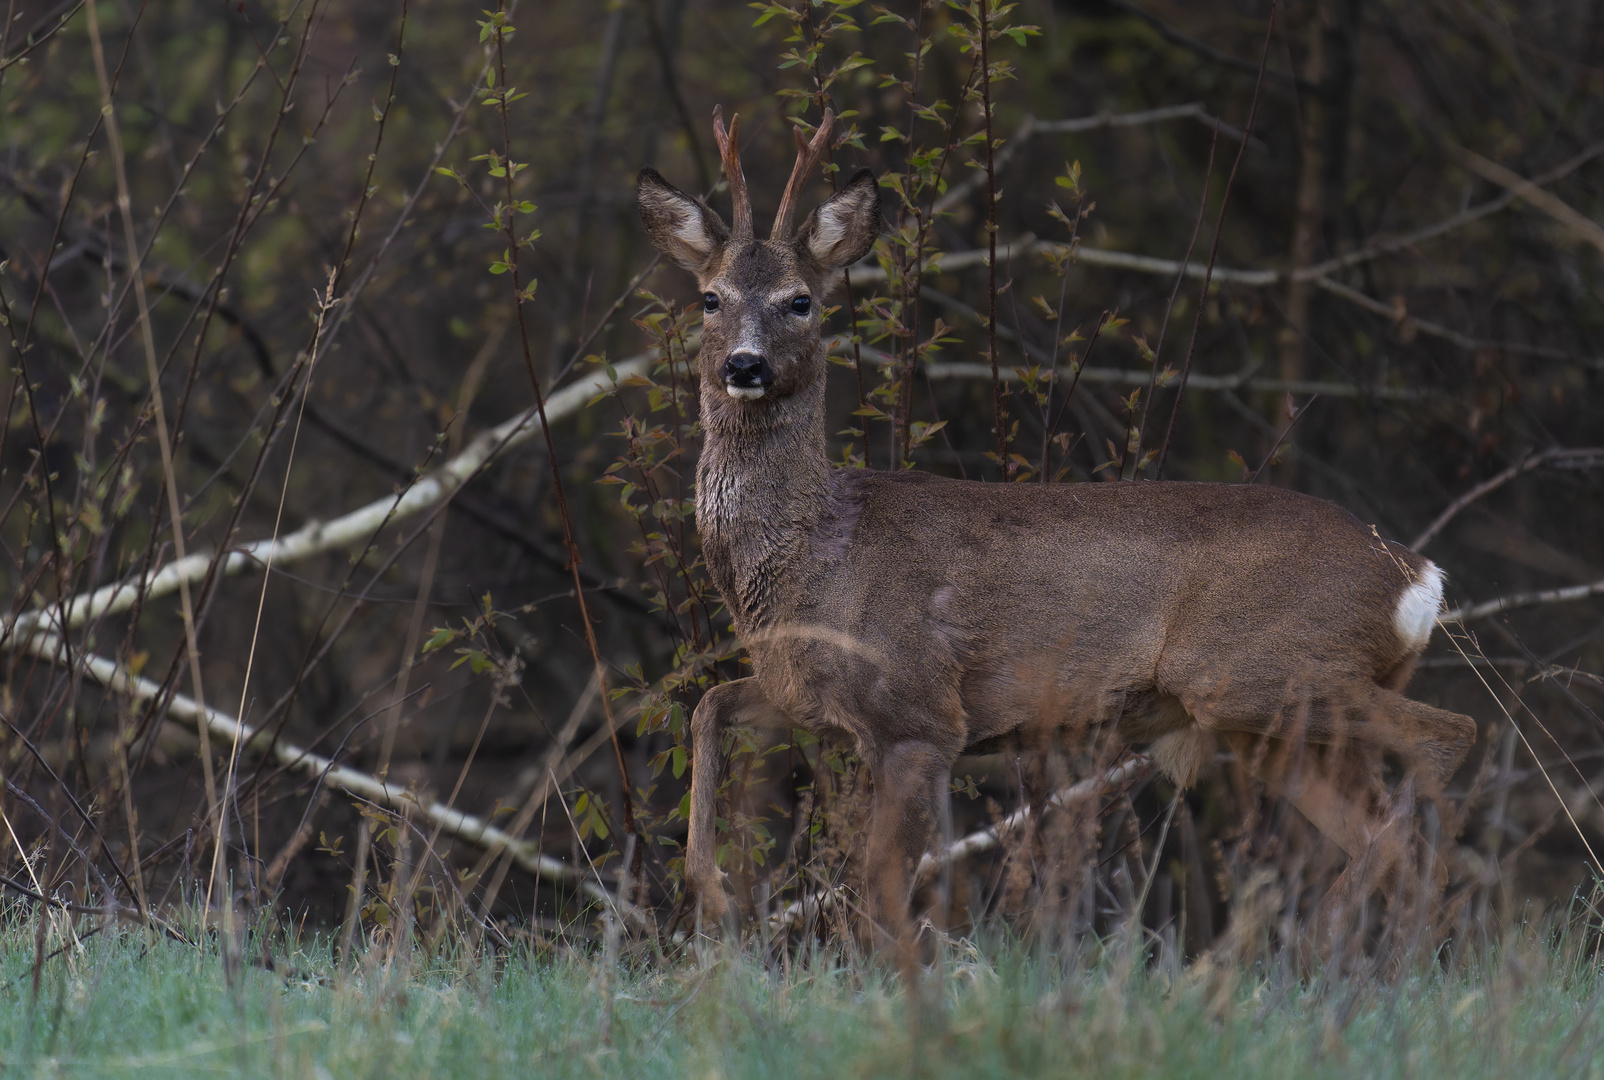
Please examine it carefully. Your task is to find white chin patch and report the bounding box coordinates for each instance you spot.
[1393,561,1445,652]
[725,384,766,401]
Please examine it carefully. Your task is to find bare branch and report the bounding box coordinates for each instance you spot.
[1444,578,1604,624]
[1102,0,1310,89]
[913,755,1153,886]
[0,0,86,73]
[18,631,626,912]
[847,234,1276,284]
[1412,448,1604,551]
[1309,276,1489,352]
[1446,142,1604,256]
[933,103,1246,216]
[850,237,1585,361]
[920,359,1424,400]
[3,354,651,642]
[931,121,1604,280]
[768,755,1152,933]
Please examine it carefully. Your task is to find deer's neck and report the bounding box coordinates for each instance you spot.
[696,378,832,629]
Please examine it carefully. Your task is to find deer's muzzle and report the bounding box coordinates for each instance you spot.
[720,351,772,400]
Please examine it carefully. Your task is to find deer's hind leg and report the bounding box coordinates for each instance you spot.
[1220,731,1401,876]
[1214,681,1475,920]
[1316,686,1476,918]
[1222,730,1421,955]
[1340,684,1476,793]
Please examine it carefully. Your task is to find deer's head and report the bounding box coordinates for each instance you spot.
[637,108,880,424]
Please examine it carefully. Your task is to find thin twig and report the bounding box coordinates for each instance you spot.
[979,0,1009,478]
[1438,625,1604,876]
[1154,2,1278,478]
[1245,394,1319,483]
[0,0,85,73]
[469,675,599,935]
[489,7,637,848]
[1412,448,1604,551]
[86,0,221,873]
[1043,311,1110,462]
[1131,121,1218,476]
[549,770,649,929]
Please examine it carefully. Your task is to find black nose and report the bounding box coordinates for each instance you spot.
[721,351,771,388]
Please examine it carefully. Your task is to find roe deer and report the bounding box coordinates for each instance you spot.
[637,107,1476,937]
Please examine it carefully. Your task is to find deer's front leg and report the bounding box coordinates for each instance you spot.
[686,677,785,927]
[864,740,951,947]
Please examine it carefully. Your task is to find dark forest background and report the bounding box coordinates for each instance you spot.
[1,0,1601,954]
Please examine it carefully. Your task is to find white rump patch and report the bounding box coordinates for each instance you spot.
[725,384,765,401]
[1393,561,1445,652]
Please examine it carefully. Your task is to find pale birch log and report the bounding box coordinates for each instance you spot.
[1444,578,1604,624]
[18,629,640,919]
[6,353,654,641]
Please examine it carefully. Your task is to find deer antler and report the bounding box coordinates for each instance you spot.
[770,109,836,241]
[711,105,753,239]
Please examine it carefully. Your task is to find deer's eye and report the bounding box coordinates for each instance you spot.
[790,295,811,315]
[703,292,719,313]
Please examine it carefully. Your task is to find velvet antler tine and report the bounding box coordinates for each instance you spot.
[770,109,836,241]
[711,105,753,239]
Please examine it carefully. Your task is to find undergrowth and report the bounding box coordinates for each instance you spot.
[2,909,1600,1079]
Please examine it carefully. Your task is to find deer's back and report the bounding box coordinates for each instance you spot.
[754,471,1433,754]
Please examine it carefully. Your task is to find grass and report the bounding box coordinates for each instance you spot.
[1,913,1601,1079]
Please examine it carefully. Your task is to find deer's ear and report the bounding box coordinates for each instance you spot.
[794,168,881,270]
[637,169,729,272]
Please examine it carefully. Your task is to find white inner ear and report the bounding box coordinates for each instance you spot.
[673,210,713,255]
[807,203,850,261]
